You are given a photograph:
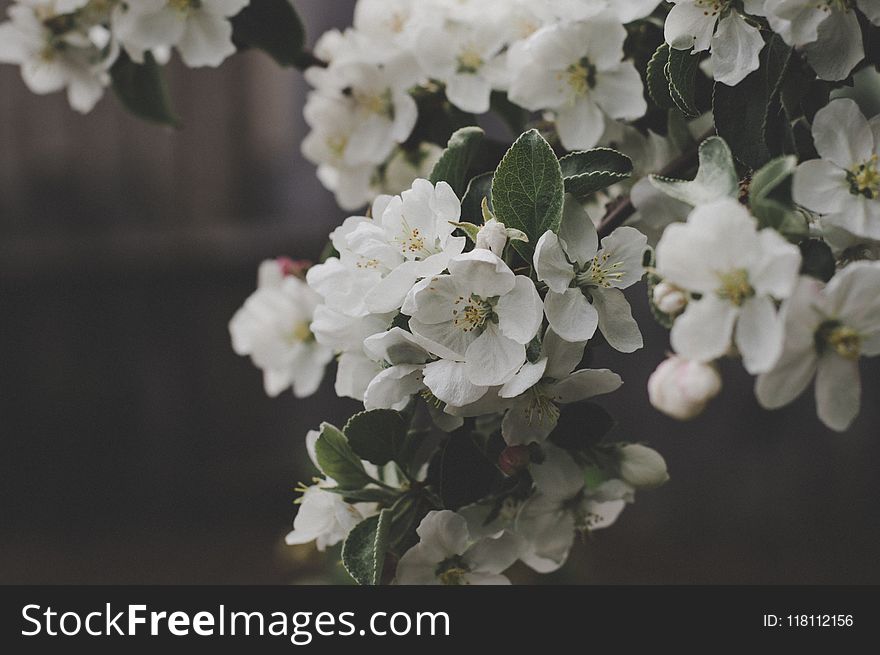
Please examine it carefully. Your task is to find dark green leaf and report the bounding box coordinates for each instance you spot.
[491,129,564,258]
[438,430,499,511]
[749,155,809,239]
[314,423,372,490]
[490,90,531,137]
[342,510,392,586]
[799,239,836,282]
[344,409,407,467]
[322,487,401,504]
[714,35,793,169]
[559,148,633,201]
[646,43,675,110]
[231,0,308,68]
[429,126,486,197]
[666,48,701,118]
[110,52,179,127]
[460,171,494,222]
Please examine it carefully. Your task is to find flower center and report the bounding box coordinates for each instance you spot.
[816,320,862,360]
[847,155,880,199]
[693,0,730,17]
[525,385,561,425]
[389,12,407,33]
[716,269,754,306]
[169,0,201,13]
[288,321,314,344]
[575,251,626,288]
[436,555,469,585]
[457,47,484,74]
[352,88,394,118]
[327,134,348,159]
[452,294,497,332]
[561,57,596,97]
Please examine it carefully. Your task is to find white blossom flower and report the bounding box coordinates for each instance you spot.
[792,99,880,241]
[414,17,509,114]
[0,2,115,113]
[362,327,432,410]
[499,329,622,445]
[285,430,375,551]
[648,354,722,420]
[402,249,543,407]
[655,198,802,373]
[665,1,765,86]
[229,259,333,398]
[756,263,880,431]
[396,510,518,585]
[759,0,872,81]
[618,444,669,489]
[112,0,248,68]
[534,200,647,351]
[515,444,630,572]
[508,19,647,150]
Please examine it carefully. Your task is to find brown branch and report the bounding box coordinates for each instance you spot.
[596,130,713,238]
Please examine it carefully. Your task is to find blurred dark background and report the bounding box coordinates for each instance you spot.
[2,0,879,585]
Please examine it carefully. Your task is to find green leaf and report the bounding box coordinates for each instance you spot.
[438,430,500,511]
[231,0,308,69]
[429,126,486,197]
[491,129,564,258]
[342,510,392,586]
[460,171,494,222]
[799,239,836,283]
[650,136,738,205]
[714,35,793,169]
[110,52,179,127]
[344,409,407,467]
[666,48,701,119]
[314,423,372,490]
[749,155,809,239]
[559,148,633,201]
[646,43,675,110]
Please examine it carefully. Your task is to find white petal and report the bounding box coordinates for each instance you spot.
[671,295,738,363]
[530,444,584,499]
[465,532,519,575]
[792,159,851,214]
[464,325,526,387]
[335,353,381,402]
[735,295,784,374]
[750,229,803,299]
[558,197,599,267]
[543,329,587,379]
[499,359,548,399]
[711,12,765,86]
[597,226,648,289]
[755,346,818,410]
[811,98,874,168]
[815,353,861,431]
[445,72,492,114]
[555,97,605,151]
[364,365,425,410]
[593,62,647,121]
[448,249,517,298]
[534,231,575,293]
[803,10,864,82]
[177,11,236,67]
[414,510,471,560]
[823,261,880,333]
[423,359,487,407]
[544,289,599,343]
[501,401,558,445]
[549,368,622,404]
[592,287,643,353]
[665,1,717,52]
[496,276,544,344]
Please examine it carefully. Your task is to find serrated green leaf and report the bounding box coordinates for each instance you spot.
[344,409,407,467]
[314,423,372,490]
[110,52,180,127]
[647,43,675,110]
[666,48,701,118]
[559,148,633,201]
[429,126,486,197]
[460,171,494,222]
[650,136,738,205]
[491,129,564,258]
[714,35,793,169]
[231,0,308,68]
[342,510,392,586]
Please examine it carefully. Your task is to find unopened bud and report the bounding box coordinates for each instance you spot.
[652,281,687,315]
[278,257,311,279]
[498,445,531,476]
[476,219,509,256]
[647,355,722,420]
[618,444,669,489]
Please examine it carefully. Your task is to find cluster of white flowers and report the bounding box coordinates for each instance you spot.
[303,0,663,209]
[665,0,880,86]
[0,0,249,113]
